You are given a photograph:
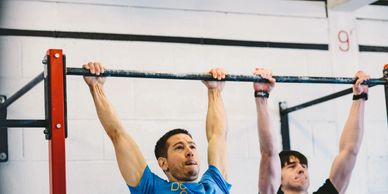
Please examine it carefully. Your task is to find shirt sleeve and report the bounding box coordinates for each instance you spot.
[201,165,232,193]
[127,166,156,194]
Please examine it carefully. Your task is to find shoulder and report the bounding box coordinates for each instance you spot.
[127,166,169,193]
[202,165,223,180]
[200,165,232,192]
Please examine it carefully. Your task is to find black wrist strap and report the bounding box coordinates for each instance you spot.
[353,92,368,101]
[254,91,269,98]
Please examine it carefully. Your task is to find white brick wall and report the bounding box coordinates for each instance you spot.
[0,0,388,194]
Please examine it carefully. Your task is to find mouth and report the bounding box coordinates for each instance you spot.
[184,160,198,166]
[294,176,307,182]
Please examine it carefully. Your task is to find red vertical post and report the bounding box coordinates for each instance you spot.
[384,64,388,125]
[46,49,67,194]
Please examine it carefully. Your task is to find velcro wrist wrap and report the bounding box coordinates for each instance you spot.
[352,92,368,101]
[254,91,269,98]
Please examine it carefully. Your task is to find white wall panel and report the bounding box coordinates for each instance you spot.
[0,38,22,78]
[357,19,388,46]
[0,1,58,30]
[67,161,127,194]
[0,161,49,194]
[5,128,23,161]
[66,120,104,161]
[23,129,48,160]
[356,5,388,20]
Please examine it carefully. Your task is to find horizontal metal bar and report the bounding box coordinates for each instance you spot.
[281,85,378,114]
[66,67,387,85]
[0,28,329,50]
[0,119,47,128]
[0,72,44,110]
[359,45,388,53]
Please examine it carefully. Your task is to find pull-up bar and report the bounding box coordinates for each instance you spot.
[1,68,386,113]
[66,67,387,85]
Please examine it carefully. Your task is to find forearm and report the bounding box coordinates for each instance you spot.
[206,88,227,140]
[339,100,365,154]
[255,98,278,156]
[89,84,126,140]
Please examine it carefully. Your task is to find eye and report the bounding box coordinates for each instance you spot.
[175,146,183,150]
[190,145,197,149]
[287,164,296,169]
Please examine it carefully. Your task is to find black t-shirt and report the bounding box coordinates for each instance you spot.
[276,179,338,194]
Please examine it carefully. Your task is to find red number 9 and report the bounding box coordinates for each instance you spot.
[338,30,350,52]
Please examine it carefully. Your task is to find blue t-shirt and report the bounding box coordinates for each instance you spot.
[128,165,231,194]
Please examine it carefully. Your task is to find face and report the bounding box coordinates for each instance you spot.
[281,156,310,193]
[158,133,200,182]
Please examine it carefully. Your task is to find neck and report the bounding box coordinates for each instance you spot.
[166,173,179,182]
[166,174,197,183]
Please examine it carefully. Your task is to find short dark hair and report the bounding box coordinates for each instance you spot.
[279,150,308,168]
[154,128,192,159]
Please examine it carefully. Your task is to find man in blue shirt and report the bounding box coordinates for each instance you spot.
[83,62,231,194]
[253,67,368,194]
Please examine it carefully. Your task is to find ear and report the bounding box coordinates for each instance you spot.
[157,157,169,172]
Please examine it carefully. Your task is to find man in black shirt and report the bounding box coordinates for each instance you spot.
[254,68,368,194]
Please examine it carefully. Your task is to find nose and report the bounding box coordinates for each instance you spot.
[185,147,194,157]
[296,164,305,174]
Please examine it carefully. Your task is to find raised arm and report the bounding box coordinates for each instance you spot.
[329,71,368,194]
[202,68,229,180]
[83,62,147,187]
[254,68,281,194]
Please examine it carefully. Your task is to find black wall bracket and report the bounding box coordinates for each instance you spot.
[0,95,8,162]
[279,101,291,150]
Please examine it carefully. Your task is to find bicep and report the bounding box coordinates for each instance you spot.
[329,150,357,193]
[207,137,228,180]
[259,154,281,194]
[111,133,147,187]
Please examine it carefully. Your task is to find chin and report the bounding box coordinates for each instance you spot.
[180,174,198,182]
[188,169,199,177]
[296,183,309,191]
[185,169,199,180]
[187,176,198,182]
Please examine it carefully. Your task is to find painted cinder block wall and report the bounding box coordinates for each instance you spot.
[0,1,387,194]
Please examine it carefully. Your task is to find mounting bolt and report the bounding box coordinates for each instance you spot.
[54,53,60,59]
[280,102,287,110]
[0,96,5,104]
[56,123,61,129]
[42,55,48,64]
[0,152,7,160]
